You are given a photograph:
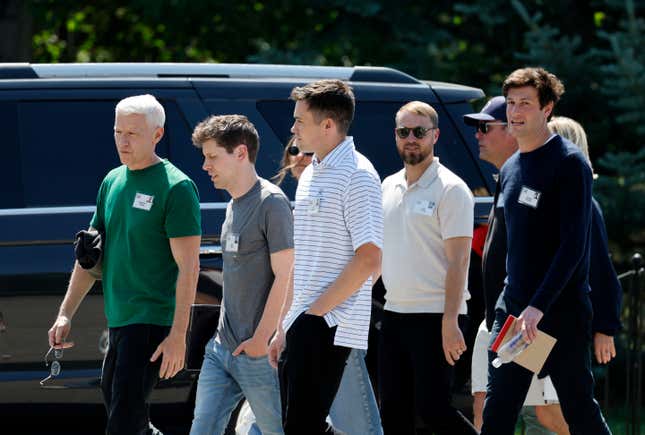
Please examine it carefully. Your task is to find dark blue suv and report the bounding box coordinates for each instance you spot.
[0,63,494,432]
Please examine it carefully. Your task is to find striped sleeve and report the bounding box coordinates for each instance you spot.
[343,169,384,251]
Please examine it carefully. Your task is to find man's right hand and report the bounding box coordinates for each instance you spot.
[517,305,544,343]
[268,330,285,369]
[48,315,75,349]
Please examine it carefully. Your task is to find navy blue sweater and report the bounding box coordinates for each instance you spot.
[589,199,623,334]
[482,182,623,334]
[499,135,592,314]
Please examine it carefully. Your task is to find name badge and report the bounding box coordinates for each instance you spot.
[225,233,239,253]
[518,186,541,208]
[413,199,436,216]
[307,197,320,214]
[132,192,154,211]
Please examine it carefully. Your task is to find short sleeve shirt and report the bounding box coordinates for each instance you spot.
[381,157,473,314]
[90,160,201,327]
[282,137,383,350]
[217,178,294,352]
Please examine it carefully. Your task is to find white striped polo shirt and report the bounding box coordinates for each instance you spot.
[282,137,383,349]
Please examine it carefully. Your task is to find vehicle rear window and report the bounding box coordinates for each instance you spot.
[15,99,190,207]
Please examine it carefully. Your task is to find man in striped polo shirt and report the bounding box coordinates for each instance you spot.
[379,101,479,434]
[268,79,383,434]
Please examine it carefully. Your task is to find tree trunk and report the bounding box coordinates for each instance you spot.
[0,0,32,62]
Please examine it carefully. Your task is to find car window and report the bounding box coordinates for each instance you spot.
[18,100,121,206]
[442,102,496,195]
[257,99,491,191]
[0,101,23,208]
[15,99,190,207]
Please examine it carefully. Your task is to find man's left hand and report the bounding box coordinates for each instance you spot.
[232,335,268,358]
[442,317,466,366]
[150,331,186,380]
[594,332,616,364]
[517,306,544,343]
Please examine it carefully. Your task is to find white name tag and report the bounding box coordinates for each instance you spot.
[132,192,154,211]
[225,233,239,253]
[413,199,436,216]
[518,186,541,208]
[307,197,320,214]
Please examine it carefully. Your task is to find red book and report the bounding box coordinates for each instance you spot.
[490,314,517,352]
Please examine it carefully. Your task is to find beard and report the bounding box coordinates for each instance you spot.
[398,142,431,165]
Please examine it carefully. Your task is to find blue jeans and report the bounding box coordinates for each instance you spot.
[190,337,282,435]
[329,348,383,435]
[239,349,382,435]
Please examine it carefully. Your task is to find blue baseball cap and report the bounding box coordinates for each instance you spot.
[463,96,507,126]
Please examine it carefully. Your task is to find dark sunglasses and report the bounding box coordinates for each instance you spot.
[40,346,64,386]
[395,126,436,139]
[287,144,314,157]
[477,122,507,134]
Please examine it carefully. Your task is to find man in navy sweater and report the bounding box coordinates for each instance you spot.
[481,67,611,435]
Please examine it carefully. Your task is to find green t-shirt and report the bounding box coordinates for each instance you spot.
[90,160,201,327]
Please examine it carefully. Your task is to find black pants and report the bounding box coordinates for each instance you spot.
[279,313,351,435]
[378,311,478,435]
[481,292,611,435]
[101,324,169,435]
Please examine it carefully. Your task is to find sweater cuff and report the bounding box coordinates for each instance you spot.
[528,290,552,315]
[592,322,621,336]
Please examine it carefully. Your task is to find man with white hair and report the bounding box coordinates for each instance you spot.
[48,94,202,434]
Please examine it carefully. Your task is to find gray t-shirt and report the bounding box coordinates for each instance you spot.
[217,178,294,352]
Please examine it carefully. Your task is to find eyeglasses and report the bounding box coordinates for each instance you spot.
[477,122,507,134]
[395,126,436,139]
[40,346,64,386]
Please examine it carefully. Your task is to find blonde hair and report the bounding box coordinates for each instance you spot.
[273,136,297,185]
[396,101,439,127]
[548,116,592,171]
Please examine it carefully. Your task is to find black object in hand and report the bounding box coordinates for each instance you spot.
[74,230,103,278]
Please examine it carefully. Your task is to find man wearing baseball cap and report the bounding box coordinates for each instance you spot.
[464,97,569,434]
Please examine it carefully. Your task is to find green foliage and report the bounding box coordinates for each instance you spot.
[594,148,645,261]
[596,0,645,139]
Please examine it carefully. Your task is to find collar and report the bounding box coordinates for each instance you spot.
[395,157,440,190]
[312,136,354,169]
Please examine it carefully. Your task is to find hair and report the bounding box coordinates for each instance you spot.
[548,116,593,171]
[396,101,439,127]
[191,114,260,163]
[273,136,297,186]
[502,67,565,110]
[290,79,355,135]
[115,94,165,128]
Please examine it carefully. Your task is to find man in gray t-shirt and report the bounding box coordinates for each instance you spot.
[190,115,293,435]
[219,178,294,351]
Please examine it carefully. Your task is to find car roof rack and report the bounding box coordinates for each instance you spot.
[0,63,38,79]
[0,63,421,84]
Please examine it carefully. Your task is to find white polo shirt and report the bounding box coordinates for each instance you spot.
[283,137,383,349]
[381,157,473,314]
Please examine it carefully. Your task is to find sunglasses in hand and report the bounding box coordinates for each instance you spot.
[40,346,64,386]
